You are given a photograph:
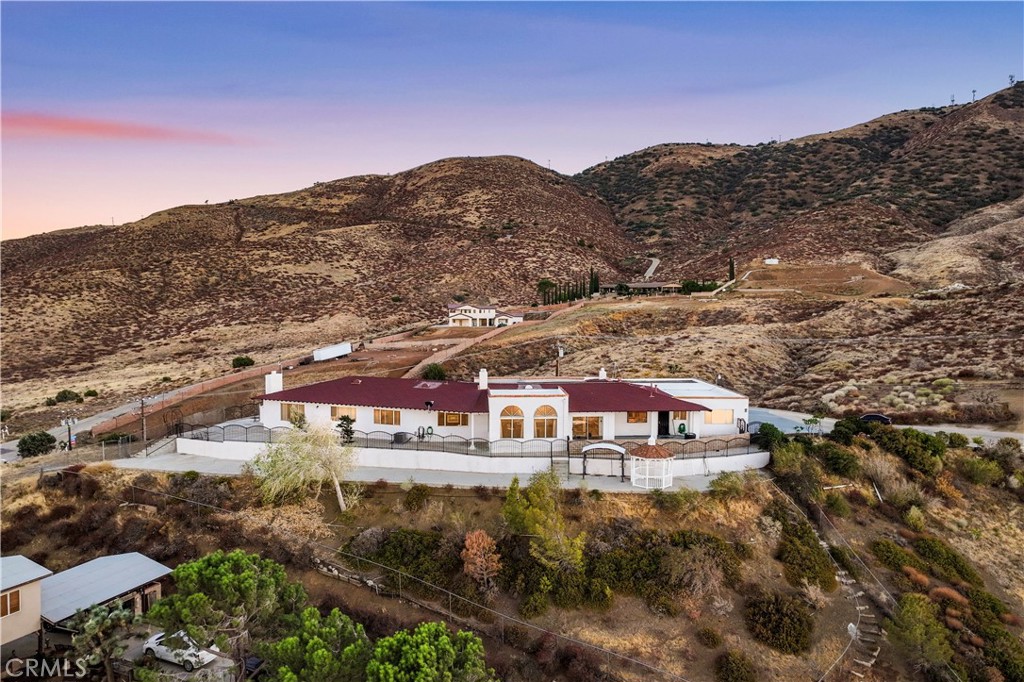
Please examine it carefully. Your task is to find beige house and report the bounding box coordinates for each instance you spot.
[446,303,524,327]
[1,556,52,648]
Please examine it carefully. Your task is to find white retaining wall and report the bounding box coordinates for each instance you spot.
[176,438,769,477]
[568,450,769,477]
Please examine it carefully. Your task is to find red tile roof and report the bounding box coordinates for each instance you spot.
[258,376,709,414]
[259,376,491,413]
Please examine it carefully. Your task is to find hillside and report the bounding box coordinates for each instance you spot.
[3,86,1023,419]
[575,84,1024,278]
[1,156,630,402]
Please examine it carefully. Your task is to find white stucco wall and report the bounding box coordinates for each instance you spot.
[176,437,553,474]
[1,582,42,645]
[566,449,768,478]
[486,389,569,440]
[260,401,478,439]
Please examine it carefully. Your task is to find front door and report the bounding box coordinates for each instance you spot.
[658,411,670,437]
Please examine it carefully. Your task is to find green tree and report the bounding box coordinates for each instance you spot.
[537,278,556,304]
[505,470,585,573]
[248,424,356,511]
[263,607,371,682]
[336,415,355,444]
[885,593,954,670]
[728,257,736,281]
[232,355,256,368]
[149,550,307,674]
[55,389,82,403]
[70,605,142,682]
[365,622,495,682]
[422,363,447,381]
[17,431,57,457]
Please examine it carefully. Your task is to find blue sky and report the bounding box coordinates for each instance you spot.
[3,2,1022,237]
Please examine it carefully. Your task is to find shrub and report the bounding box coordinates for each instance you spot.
[519,591,549,619]
[928,587,969,607]
[912,537,982,586]
[777,517,837,592]
[870,539,928,573]
[697,626,723,649]
[403,484,430,512]
[885,593,954,668]
[709,472,745,504]
[902,566,931,589]
[421,363,447,381]
[83,389,98,398]
[44,397,57,406]
[471,485,492,500]
[771,441,805,473]
[754,423,786,452]
[745,592,814,654]
[958,457,1003,486]
[904,505,926,532]
[815,442,860,477]
[97,432,136,444]
[650,487,700,512]
[55,389,81,403]
[231,355,255,368]
[824,492,851,518]
[17,431,57,457]
[947,433,969,448]
[715,650,756,682]
[828,545,861,580]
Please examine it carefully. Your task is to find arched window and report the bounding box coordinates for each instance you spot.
[533,405,558,438]
[500,405,524,439]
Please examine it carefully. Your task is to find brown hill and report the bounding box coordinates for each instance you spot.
[3,87,1023,416]
[575,83,1024,278]
[1,156,630,392]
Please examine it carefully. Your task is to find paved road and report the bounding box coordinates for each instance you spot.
[111,454,723,492]
[0,383,205,463]
[643,257,661,280]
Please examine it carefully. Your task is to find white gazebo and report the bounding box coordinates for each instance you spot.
[630,444,675,490]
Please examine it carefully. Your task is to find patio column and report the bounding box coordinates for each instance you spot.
[649,413,658,443]
[468,413,476,450]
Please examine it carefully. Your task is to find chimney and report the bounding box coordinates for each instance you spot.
[478,368,489,390]
[598,367,608,380]
[265,371,284,394]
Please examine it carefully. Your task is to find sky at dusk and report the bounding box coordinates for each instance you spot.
[2,2,1022,239]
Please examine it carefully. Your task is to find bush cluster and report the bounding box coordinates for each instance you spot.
[815,441,860,477]
[957,457,1003,485]
[911,537,982,586]
[744,591,814,654]
[765,502,836,592]
[870,539,928,573]
[715,650,757,682]
[403,484,431,512]
[697,626,723,649]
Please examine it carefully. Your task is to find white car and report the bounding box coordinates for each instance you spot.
[143,631,219,672]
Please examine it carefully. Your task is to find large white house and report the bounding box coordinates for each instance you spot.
[258,369,749,441]
[446,304,524,328]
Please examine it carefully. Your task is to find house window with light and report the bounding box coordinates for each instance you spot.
[533,405,557,438]
[626,411,648,423]
[280,403,305,423]
[373,409,401,425]
[437,412,469,426]
[500,406,524,438]
[331,406,356,421]
[572,416,603,439]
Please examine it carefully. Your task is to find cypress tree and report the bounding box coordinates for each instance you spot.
[728,257,736,281]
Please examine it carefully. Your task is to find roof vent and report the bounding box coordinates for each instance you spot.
[414,381,442,390]
[523,385,534,390]
[351,379,362,384]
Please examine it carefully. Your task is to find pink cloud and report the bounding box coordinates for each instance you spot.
[2,111,244,144]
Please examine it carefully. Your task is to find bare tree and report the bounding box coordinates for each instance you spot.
[247,425,356,512]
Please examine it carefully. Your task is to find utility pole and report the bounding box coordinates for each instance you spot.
[137,396,153,450]
[59,409,79,451]
[972,89,977,103]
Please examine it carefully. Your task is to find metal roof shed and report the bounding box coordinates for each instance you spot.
[40,553,170,626]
